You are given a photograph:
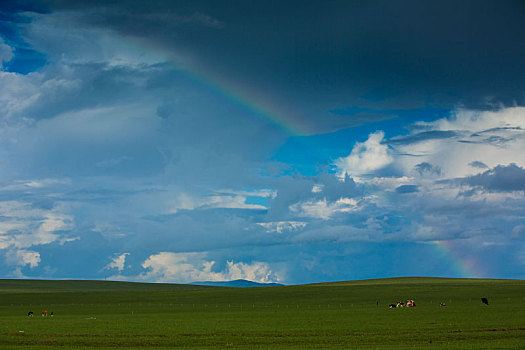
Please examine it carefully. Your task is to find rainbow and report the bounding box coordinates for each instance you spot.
[124,36,305,136]
[183,67,304,136]
[432,240,485,278]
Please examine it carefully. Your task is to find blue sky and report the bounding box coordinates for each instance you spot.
[0,0,524,284]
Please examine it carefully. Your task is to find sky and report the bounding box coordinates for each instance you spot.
[0,0,524,284]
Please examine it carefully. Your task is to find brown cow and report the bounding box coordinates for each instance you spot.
[41,310,48,317]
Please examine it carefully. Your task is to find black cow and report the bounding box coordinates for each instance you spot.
[27,311,34,317]
[481,297,489,305]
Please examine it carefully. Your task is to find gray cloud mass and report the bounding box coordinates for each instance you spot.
[463,164,525,193]
[11,0,525,135]
[0,1,523,282]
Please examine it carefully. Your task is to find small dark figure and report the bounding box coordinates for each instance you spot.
[50,312,54,317]
[481,297,489,305]
[27,311,34,317]
[376,301,379,306]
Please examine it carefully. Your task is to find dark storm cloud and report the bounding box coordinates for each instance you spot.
[395,185,419,194]
[463,126,525,147]
[2,0,524,282]
[26,0,525,134]
[387,130,459,145]
[463,163,525,192]
[20,63,171,120]
[471,126,524,136]
[469,161,488,169]
[414,162,442,176]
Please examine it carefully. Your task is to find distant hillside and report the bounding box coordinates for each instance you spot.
[191,279,284,287]
[0,279,214,293]
[305,276,523,287]
[1,277,520,293]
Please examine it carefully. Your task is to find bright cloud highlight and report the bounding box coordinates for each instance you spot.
[130,252,281,284]
[335,131,392,178]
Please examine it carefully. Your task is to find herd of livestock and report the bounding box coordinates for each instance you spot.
[27,310,53,317]
[389,297,489,308]
[389,299,416,308]
[25,298,490,316]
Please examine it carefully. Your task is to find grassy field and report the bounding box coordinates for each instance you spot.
[0,277,523,348]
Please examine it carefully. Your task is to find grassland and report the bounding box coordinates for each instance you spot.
[0,277,523,348]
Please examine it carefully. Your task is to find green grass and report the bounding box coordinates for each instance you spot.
[0,277,523,348]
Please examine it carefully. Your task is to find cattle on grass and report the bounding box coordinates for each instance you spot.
[27,311,34,317]
[481,297,489,305]
[41,310,48,317]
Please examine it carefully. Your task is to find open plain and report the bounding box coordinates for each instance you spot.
[0,277,523,349]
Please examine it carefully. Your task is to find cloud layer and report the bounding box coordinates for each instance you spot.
[0,2,523,282]
[115,252,281,284]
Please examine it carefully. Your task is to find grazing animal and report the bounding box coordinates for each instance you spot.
[389,304,397,308]
[396,301,404,307]
[406,299,416,307]
[42,310,48,317]
[27,311,34,317]
[440,303,446,307]
[50,312,54,317]
[481,297,489,305]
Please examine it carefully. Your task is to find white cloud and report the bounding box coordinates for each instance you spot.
[103,252,130,272]
[257,221,307,233]
[332,107,525,207]
[203,195,266,210]
[392,107,525,179]
[5,249,41,268]
[335,131,392,179]
[169,189,275,213]
[3,249,41,278]
[333,107,525,198]
[12,212,73,249]
[222,189,277,198]
[0,38,14,69]
[0,71,40,122]
[290,197,359,220]
[92,222,126,238]
[126,252,281,283]
[0,201,74,249]
[59,236,80,244]
[311,184,323,193]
